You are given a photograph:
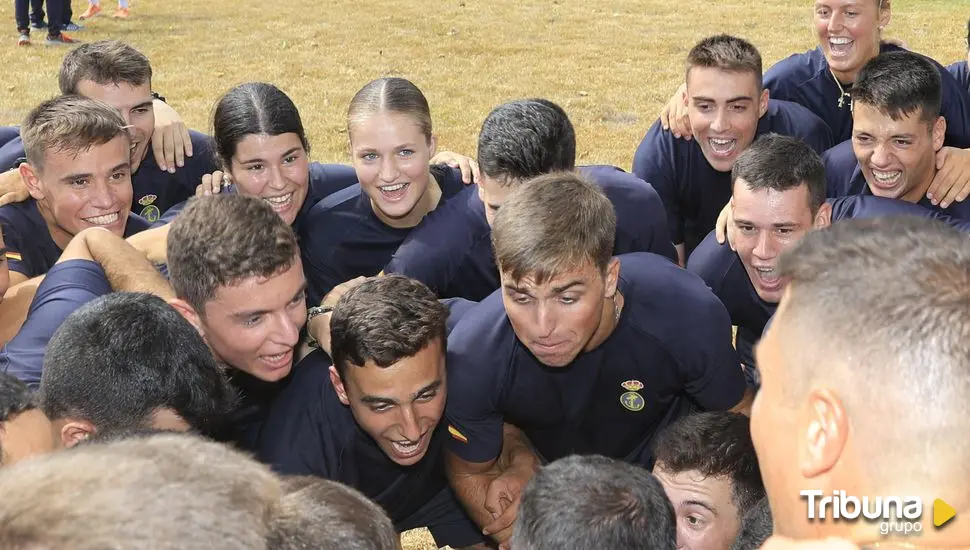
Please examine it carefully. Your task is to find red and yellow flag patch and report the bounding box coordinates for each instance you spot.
[448,425,468,444]
[4,251,21,261]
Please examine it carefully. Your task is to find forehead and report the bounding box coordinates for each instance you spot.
[76,79,153,110]
[815,0,875,9]
[232,133,305,159]
[42,135,130,172]
[349,112,425,145]
[687,67,760,97]
[852,102,927,132]
[733,182,814,217]
[345,340,445,390]
[655,466,736,506]
[204,257,303,313]
[503,262,602,290]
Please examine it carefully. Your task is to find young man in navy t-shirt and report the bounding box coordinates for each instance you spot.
[824,51,970,221]
[443,171,750,547]
[1,95,149,287]
[385,98,676,301]
[258,275,488,549]
[633,35,833,263]
[0,40,215,222]
[688,134,970,386]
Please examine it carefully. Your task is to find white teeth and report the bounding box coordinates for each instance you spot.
[264,352,286,361]
[83,212,119,225]
[830,37,852,45]
[263,192,293,205]
[872,170,902,184]
[709,138,737,154]
[380,183,407,192]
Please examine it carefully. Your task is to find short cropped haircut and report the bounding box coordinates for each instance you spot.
[852,51,942,125]
[492,171,616,285]
[775,216,970,484]
[21,94,129,171]
[653,412,765,512]
[477,99,577,184]
[686,34,763,89]
[731,133,827,216]
[0,374,36,464]
[730,498,773,550]
[330,275,448,379]
[213,82,311,170]
[348,77,433,142]
[268,478,398,550]
[168,194,299,313]
[512,454,677,550]
[0,433,281,550]
[40,292,237,437]
[59,39,153,94]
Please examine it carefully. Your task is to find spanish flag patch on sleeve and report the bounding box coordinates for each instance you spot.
[448,425,468,444]
[4,251,21,261]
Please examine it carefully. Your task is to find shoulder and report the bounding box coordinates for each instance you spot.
[124,213,151,236]
[447,291,514,363]
[765,100,832,144]
[620,252,729,326]
[764,48,826,87]
[430,164,467,198]
[307,162,359,201]
[686,231,738,289]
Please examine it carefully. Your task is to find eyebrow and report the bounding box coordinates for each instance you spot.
[238,146,303,165]
[130,99,155,112]
[360,379,443,406]
[230,282,307,321]
[691,95,754,103]
[58,161,130,184]
[683,499,719,516]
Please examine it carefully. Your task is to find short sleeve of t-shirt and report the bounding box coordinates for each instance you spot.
[0,259,111,389]
[444,292,513,464]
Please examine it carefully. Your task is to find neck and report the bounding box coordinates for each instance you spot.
[584,290,624,352]
[372,172,442,229]
[829,42,881,86]
[35,199,75,250]
[900,166,937,204]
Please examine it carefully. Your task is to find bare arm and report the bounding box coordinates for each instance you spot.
[446,424,541,546]
[0,276,43,344]
[62,227,174,300]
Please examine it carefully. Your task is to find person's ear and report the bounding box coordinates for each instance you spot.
[931,116,946,152]
[169,299,204,337]
[758,88,770,118]
[799,389,848,479]
[329,365,350,406]
[604,257,621,298]
[60,419,96,448]
[19,163,45,200]
[814,202,832,230]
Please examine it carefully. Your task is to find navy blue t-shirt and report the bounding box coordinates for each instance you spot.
[0,127,18,151]
[301,164,466,305]
[764,44,970,147]
[0,259,110,389]
[385,165,677,302]
[687,194,970,371]
[949,61,970,96]
[0,200,149,278]
[445,252,744,468]
[632,99,833,254]
[823,140,970,220]
[0,131,217,221]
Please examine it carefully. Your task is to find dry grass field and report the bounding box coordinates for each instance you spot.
[0,0,966,548]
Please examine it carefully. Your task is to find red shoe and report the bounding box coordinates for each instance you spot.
[17,33,30,46]
[45,33,78,45]
[79,4,101,19]
[112,7,130,18]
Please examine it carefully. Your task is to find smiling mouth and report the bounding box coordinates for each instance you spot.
[708,137,738,157]
[390,432,427,459]
[82,212,120,226]
[752,266,781,290]
[870,168,903,189]
[378,182,410,201]
[263,191,294,211]
[828,37,854,57]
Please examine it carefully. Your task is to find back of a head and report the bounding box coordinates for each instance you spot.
[267,478,398,550]
[330,275,448,378]
[213,82,310,169]
[776,216,970,483]
[653,411,764,512]
[477,98,577,183]
[167,194,298,312]
[40,292,236,436]
[21,94,129,171]
[347,77,432,142]
[492,171,616,285]
[0,374,35,463]
[0,433,282,550]
[58,40,152,94]
[686,34,763,89]
[512,454,676,550]
[852,51,942,123]
[731,133,826,216]
[730,498,773,550]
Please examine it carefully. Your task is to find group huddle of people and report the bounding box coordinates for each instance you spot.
[0,1,968,549]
